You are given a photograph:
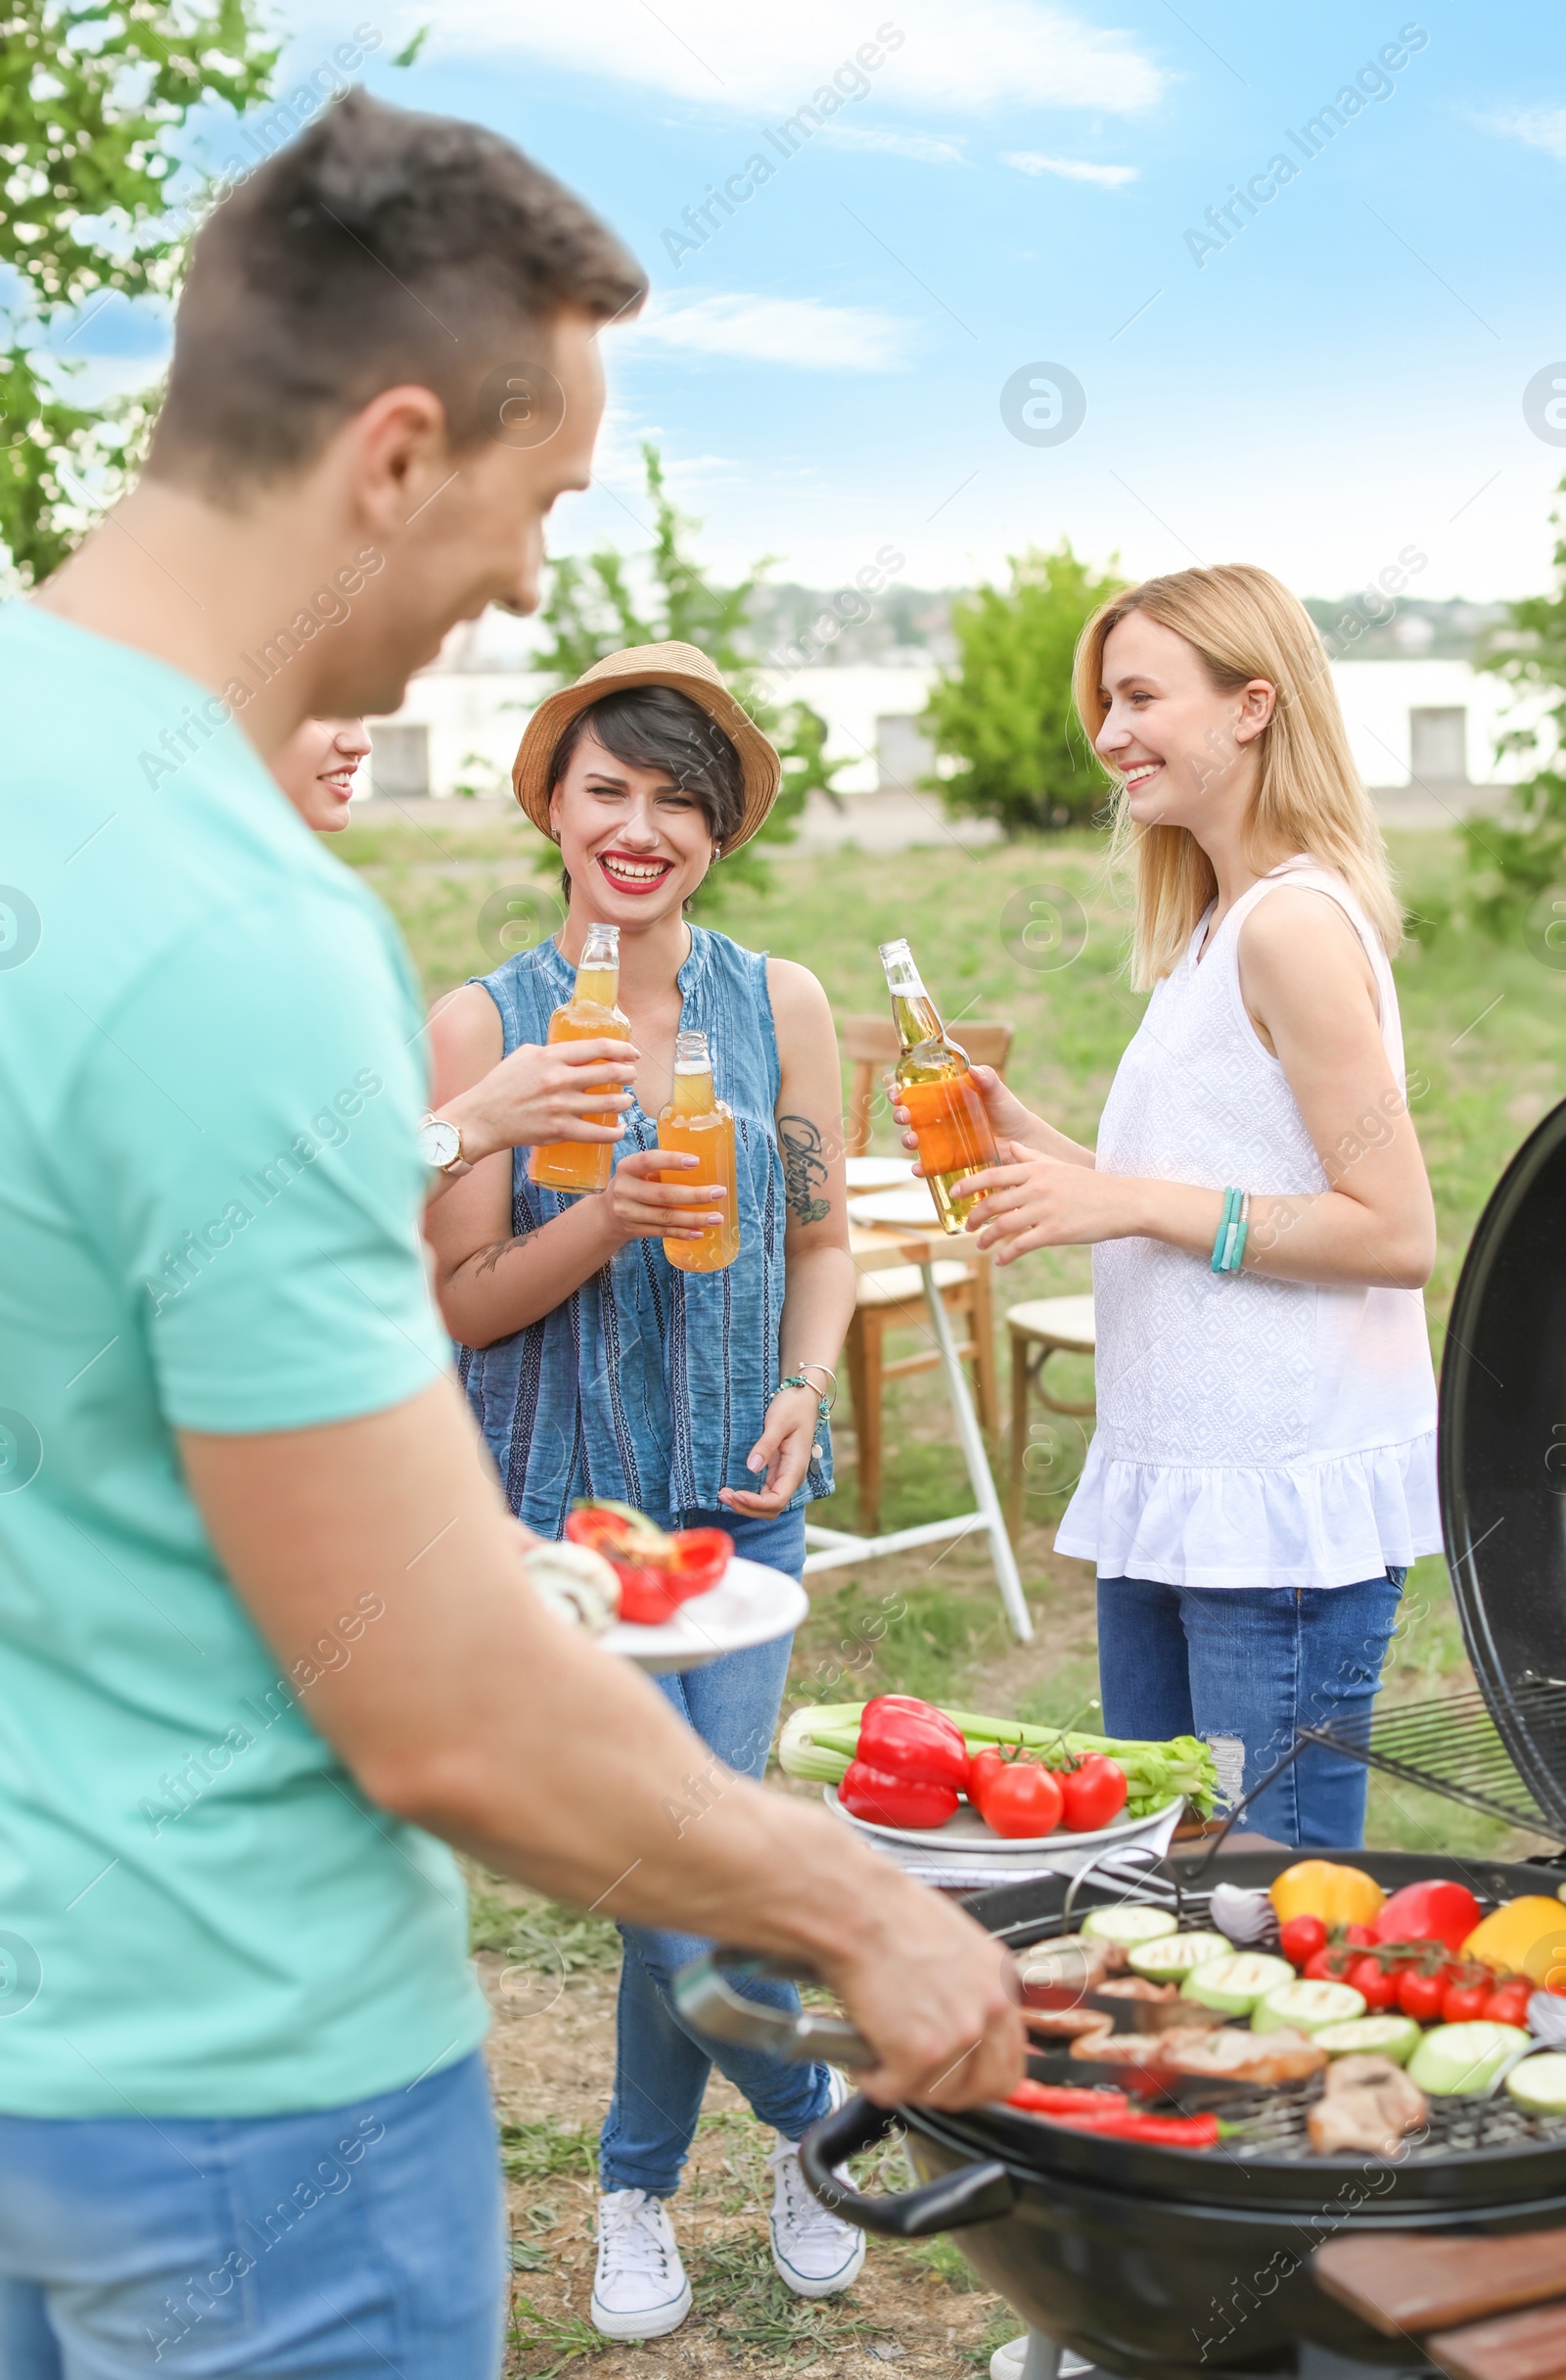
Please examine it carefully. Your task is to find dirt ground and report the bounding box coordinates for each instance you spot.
[483,1951,1013,2379]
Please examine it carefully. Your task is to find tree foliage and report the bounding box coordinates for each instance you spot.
[921,541,1125,834]
[533,443,840,898]
[1,0,278,585]
[1451,474,1566,941]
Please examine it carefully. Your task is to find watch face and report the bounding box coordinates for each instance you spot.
[419,1116,462,1170]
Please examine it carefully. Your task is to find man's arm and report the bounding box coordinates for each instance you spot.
[180,1377,1024,2110]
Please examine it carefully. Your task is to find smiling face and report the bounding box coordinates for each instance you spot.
[548,725,718,924]
[272,716,372,831]
[1095,610,1275,833]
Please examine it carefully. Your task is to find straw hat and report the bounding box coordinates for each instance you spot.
[512,641,782,852]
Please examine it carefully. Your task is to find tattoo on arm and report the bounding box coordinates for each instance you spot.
[778,1114,831,1225]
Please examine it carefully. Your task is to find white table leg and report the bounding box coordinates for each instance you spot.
[919,1257,1034,1643]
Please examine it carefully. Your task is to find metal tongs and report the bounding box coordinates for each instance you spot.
[672,1950,876,2068]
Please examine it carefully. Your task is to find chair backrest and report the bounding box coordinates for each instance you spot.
[839,1014,1015,1155]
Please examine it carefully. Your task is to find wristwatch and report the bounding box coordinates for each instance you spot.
[418,1111,465,1174]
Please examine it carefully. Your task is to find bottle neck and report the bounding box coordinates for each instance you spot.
[670,1063,717,1116]
[575,962,620,1009]
[891,990,944,1051]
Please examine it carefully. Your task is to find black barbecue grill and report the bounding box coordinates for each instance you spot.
[674,1099,1566,2378]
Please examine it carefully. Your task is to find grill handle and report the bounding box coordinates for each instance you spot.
[798,2094,1016,2238]
[671,1949,875,2069]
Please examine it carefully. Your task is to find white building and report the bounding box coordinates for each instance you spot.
[363,635,1552,842]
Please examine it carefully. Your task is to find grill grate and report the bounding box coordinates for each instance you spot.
[1219,2077,1566,2164]
[1298,1687,1563,1841]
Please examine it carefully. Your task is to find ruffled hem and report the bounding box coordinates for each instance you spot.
[1053,1432,1442,1589]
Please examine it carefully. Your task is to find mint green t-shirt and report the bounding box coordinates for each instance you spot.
[0,605,487,2116]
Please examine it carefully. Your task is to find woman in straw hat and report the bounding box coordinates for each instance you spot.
[424,643,865,2339]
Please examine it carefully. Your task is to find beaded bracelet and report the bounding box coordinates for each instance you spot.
[774,1372,833,1467]
[1210,1188,1250,1275]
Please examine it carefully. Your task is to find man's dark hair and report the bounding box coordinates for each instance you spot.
[550,687,746,896]
[147,91,646,496]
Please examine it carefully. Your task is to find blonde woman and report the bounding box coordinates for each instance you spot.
[948,564,1440,1847]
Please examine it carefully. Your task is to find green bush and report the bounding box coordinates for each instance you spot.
[921,542,1125,834]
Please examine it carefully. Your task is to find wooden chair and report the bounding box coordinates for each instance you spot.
[1006,1295,1096,1533]
[838,1014,1014,1536]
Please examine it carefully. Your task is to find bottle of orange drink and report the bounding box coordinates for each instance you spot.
[527,922,633,1194]
[879,937,999,1234]
[658,1029,740,1272]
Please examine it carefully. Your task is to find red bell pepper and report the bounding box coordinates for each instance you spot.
[1041,2107,1221,2149]
[1007,2081,1128,2117]
[855,1695,969,1793]
[839,1759,959,1831]
[1371,1880,1483,1955]
[565,1503,732,1624]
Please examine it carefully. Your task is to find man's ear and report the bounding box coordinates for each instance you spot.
[337,385,453,538]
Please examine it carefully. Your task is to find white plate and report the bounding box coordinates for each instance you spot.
[823,1784,1182,1856]
[598,1556,808,1673]
[845,1155,919,1190]
[848,1187,948,1230]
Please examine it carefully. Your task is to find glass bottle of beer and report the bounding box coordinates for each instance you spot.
[527,923,633,1195]
[879,937,999,1235]
[658,1028,740,1273]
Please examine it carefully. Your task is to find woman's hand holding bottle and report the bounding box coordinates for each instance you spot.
[444,1037,639,1164]
[607,1148,728,1243]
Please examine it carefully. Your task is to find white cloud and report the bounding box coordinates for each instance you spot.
[1004,151,1137,186]
[1480,105,1566,163]
[422,2,1164,115]
[621,293,914,372]
[818,124,966,163]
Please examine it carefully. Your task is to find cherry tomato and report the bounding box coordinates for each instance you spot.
[1482,1983,1533,2028]
[1347,1955,1399,2011]
[966,1747,1009,1820]
[1280,1915,1329,1970]
[1058,1755,1128,1835]
[1343,1923,1378,1947]
[983,1759,1065,1840]
[1306,1943,1358,1982]
[1396,1969,1447,2023]
[1442,1980,1493,2024]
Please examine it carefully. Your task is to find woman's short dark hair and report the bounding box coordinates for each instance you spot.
[548,685,747,850]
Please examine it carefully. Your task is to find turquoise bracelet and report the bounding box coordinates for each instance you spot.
[1210,1187,1249,1275]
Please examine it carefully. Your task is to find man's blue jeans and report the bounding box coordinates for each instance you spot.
[598,1504,829,2197]
[0,2052,504,2377]
[1096,1570,1406,1847]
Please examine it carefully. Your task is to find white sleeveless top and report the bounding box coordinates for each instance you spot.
[1054,860,1441,1590]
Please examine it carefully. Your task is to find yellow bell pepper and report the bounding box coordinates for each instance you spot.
[1268,1859,1385,1929]
[1462,1896,1566,1989]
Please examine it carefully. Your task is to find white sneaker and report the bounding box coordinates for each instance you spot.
[589,2188,692,2340]
[990,2341,1095,2379]
[767,2067,868,2299]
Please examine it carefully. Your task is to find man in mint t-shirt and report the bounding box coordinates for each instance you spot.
[0,90,1022,2380]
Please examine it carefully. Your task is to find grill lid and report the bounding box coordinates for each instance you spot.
[1441,1095,1566,1840]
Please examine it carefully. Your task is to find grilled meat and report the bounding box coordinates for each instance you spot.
[1308,2055,1428,2157]
[1159,2026,1326,2084]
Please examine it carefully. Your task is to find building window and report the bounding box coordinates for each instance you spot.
[369,723,431,801]
[876,713,936,792]
[1408,707,1467,783]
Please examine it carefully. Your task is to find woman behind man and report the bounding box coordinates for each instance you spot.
[424,645,862,2342]
[942,562,1440,1853]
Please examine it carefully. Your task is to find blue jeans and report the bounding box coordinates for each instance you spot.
[1096,1571,1406,1848]
[599,1503,828,2197]
[0,2052,504,2378]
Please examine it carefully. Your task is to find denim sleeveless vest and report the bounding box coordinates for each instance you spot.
[458,924,834,1534]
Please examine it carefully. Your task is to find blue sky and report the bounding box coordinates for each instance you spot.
[65,1,1566,604]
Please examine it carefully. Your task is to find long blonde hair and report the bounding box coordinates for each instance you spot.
[1072,563,1402,988]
